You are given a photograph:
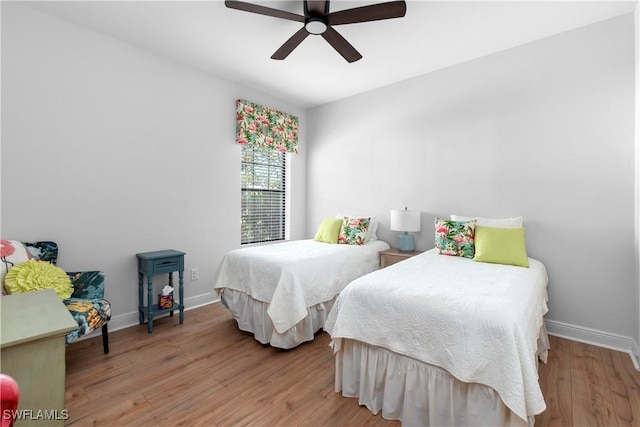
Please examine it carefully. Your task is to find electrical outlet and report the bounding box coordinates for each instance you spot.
[190,268,199,281]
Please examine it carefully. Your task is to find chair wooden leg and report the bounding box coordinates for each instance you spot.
[101,324,109,354]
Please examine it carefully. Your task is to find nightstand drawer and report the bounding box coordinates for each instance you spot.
[380,249,424,268]
[152,257,183,274]
[381,254,406,268]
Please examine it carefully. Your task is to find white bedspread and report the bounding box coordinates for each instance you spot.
[325,249,549,423]
[213,239,389,334]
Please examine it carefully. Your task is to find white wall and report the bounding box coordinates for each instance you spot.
[308,15,637,349]
[0,3,308,330]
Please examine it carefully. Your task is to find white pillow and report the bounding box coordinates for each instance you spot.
[336,213,378,242]
[450,214,523,228]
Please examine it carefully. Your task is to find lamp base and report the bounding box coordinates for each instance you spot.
[397,232,415,252]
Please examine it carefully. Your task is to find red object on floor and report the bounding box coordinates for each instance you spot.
[0,374,20,427]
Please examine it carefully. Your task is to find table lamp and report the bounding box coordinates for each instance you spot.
[390,207,421,252]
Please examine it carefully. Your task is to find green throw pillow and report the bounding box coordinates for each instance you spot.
[4,259,73,300]
[314,218,344,244]
[473,226,529,268]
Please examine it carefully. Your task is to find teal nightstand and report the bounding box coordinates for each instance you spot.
[136,249,185,333]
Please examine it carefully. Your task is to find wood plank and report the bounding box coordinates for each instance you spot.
[302,391,362,426]
[601,346,640,427]
[536,335,573,426]
[251,386,329,426]
[73,394,152,426]
[570,340,617,426]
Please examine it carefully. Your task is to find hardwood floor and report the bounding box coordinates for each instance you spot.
[65,303,640,426]
[536,334,640,426]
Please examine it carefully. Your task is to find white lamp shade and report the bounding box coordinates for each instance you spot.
[390,209,421,232]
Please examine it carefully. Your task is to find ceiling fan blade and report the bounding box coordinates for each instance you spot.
[271,28,310,60]
[321,26,362,63]
[328,1,406,26]
[225,1,305,23]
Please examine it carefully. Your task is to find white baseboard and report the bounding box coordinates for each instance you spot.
[545,319,640,371]
[632,339,640,371]
[78,293,219,340]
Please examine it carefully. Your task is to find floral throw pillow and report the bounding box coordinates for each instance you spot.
[1,240,31,288]
[434,218,476,258]
[338,216,371,245]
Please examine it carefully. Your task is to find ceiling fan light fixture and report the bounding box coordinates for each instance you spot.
[305,17,327,35]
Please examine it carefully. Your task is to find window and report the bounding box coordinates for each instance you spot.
[235,99,297,244]
[241,145,287,244]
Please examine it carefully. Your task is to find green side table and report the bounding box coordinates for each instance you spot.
[136,249,185,333]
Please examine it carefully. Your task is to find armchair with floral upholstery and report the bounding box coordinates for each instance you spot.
[0,240,111,354]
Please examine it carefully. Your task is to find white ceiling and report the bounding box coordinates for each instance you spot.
[23,0,637,108]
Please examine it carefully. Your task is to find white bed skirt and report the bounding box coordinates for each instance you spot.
[334,325,550,427]
[220,288,335,349]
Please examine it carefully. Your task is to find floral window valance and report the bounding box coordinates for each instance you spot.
[236,99,299,154]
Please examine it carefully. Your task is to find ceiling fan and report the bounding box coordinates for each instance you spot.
[224,1,407,63]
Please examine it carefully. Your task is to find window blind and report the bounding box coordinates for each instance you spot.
[241,145,286,244]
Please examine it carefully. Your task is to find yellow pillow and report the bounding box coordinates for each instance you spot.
[4,259,73,300]
[473,226,529,268]
[313,218,344,244]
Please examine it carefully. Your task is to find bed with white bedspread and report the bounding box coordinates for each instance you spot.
[325,249,549,426]
[213,239,390,349]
